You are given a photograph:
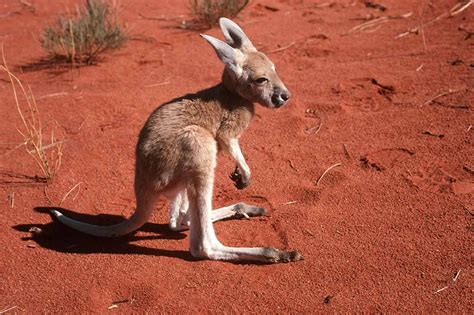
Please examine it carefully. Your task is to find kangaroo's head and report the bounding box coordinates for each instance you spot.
[201,18,291,108]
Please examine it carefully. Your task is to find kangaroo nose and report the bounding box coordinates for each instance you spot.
[272,90,291,108]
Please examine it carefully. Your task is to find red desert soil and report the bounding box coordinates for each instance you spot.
[1,0,473,312]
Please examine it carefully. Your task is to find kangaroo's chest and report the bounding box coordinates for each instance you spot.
[216,104,255,140]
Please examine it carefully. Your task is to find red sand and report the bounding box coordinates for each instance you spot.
[1,0,472,312]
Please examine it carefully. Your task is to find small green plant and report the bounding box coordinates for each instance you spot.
[189,0,249,29]
[41,0,126,65]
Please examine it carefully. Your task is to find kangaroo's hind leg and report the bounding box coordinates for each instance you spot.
[188,168,301,263]
[169,188,191,232]
[211,203,266,222]
[169,189,265,231]
[183,127,302,263]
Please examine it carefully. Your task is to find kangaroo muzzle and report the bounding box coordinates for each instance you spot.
[271,89,291,108]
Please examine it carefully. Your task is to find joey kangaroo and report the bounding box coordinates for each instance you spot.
[52,18,302,263]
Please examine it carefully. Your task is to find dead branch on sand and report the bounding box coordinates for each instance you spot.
[0,306,18,314]
[453,269,462,281]
[343,144,352,160]
[458,25,474,39]
[267,41,296,54]
[433,269,463,294]
[421,89,460,106]
[138,13,185,21]
[396,0,473,39]
[316,163,342,186]
[304,122,323,135]
[422,130,444,138]
[36,92,69,100]
[344,12,413,35]
[145,81,171,88]
[288,159,299,172]
[8,192,14,208]
[59,182,83,206]
[434,285,449,294]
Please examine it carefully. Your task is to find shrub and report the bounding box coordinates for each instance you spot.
[41,0,126,65]
[1,53,64,184]
[189,0,249,29]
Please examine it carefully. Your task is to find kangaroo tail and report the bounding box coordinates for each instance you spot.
[51,192,157,237]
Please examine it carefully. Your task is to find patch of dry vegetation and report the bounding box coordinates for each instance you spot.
[1,50,64,184]
[189,0,249,29]
[41,0,126,65]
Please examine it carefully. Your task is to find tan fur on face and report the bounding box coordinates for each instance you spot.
[238,51,287,107]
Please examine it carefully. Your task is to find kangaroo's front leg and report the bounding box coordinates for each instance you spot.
[224,138,251,189]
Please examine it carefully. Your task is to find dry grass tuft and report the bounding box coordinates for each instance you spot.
[1,49,64,184]
[189,0,249,29]
[41,0,126,65]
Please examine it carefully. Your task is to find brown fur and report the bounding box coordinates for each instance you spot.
[51,18,302,263]
[136,82,254,191]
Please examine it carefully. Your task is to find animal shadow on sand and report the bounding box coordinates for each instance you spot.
[12,206,198,262]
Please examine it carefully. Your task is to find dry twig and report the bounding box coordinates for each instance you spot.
[59,182,82,206]
[344,12,413,35]
[458,25,474,40]
[314,2,334,8]
[417,0,428,53]
[138,13,184,21]
[453,269,461,281]
[145,81,170,88]
[434,285,449,294]
[8,192,15,208]
[288,159,299,172]
[422,130,444,138]
[316,163,342,186]
[343,144,352,159]
[304,122,323,135]
[433,268,463,294]
[36,92,69,100]
[267,41,295,54]
[0,306,18,314]
[422,89,459,106]
[43,186,54,205]
[396,0,473,39]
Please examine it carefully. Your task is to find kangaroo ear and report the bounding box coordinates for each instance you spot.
[201,34,244,77]
[219,17,256,52]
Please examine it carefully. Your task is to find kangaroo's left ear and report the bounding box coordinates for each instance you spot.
[219,17,256,52]
[200,34,244,78]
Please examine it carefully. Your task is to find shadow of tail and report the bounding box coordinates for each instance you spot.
[11,206,195,261]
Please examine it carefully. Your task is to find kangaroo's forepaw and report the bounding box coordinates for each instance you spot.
[229,166,250,190]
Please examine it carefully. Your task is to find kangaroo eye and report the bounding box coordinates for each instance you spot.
[255,77,268,84]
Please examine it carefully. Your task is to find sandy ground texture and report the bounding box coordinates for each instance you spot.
[1,0,473,313]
